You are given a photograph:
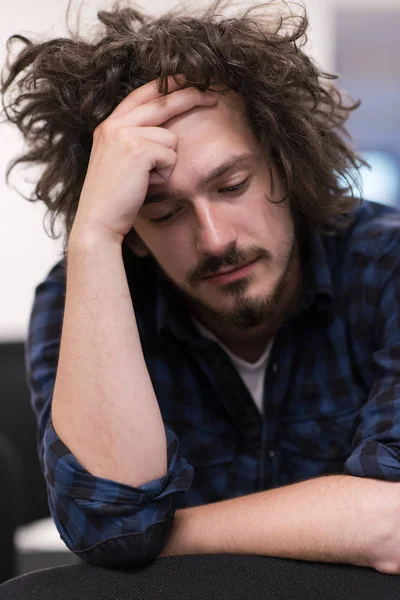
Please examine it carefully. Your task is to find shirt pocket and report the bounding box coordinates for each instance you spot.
[167,422,236,505]
[280,407,361,465]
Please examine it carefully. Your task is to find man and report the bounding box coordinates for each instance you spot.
[2,1,400,574]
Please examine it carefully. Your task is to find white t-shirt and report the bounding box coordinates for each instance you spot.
[191,316,273,416]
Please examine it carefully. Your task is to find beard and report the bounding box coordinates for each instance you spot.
[152,233,298,332]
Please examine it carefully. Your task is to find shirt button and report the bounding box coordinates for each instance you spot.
[269,450,275,458]
[272,363,278,374]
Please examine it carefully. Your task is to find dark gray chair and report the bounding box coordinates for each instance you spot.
[1,554,400,599]
[0,342,78,578]
[0,343,49,527]
[0,434,21,584]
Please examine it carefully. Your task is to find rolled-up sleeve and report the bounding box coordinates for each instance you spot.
[25,260,194,567]
[344,252,400,481]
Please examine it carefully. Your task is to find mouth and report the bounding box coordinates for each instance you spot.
[202,258,259,285]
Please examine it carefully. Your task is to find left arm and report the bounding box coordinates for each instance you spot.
[160,474,400,574]
[162,248,400,573]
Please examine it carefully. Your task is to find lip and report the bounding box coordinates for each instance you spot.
[203,259,259,285]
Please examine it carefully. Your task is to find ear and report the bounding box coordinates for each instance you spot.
[125,228,150,258]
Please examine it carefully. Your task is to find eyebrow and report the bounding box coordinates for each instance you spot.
[143,152,255,205]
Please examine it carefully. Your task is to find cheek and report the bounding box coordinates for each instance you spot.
[263,200,293,240]
[150,237,192,280]
[240,196,282,244]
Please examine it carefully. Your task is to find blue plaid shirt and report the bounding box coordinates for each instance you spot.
[26,199,400,567]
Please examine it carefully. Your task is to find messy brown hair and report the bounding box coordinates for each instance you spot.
[1,0,365,259]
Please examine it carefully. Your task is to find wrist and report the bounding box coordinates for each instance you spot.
[69,217,124,253]
[160,509,193,557]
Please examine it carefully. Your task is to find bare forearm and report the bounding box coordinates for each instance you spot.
[162,475,397,571]
[51,225,167,487]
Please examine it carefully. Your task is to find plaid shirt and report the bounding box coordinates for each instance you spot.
[26,199,400,567]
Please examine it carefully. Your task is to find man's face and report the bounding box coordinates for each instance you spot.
[130,90,296,331]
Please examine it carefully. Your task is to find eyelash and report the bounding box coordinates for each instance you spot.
[149,178,250,225]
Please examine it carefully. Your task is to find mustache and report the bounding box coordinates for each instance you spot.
[191,247,272,282]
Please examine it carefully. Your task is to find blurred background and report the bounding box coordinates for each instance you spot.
[0,0,399,582]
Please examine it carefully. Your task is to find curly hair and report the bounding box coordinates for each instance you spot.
[1,0,365,258]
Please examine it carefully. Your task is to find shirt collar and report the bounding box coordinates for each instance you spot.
[294,229,335,321]
[155,229,335,346]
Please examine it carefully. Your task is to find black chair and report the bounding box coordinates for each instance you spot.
[0,343,49,527]
[0,342,79,577]
[1,555,400,599]
[0,434,22,584]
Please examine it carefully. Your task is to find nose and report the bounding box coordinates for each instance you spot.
[194,199,238,257]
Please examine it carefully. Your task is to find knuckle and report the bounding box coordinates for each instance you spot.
[127,135,145,154]
[95,119,116,138]
[166,130,178,145]
[110,126,142,151]
[157,94,170,107]
[167,150,178,165]
[375,559,400,575]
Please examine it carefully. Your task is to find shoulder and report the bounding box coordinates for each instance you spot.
[34,250,158,306]
[31,258,66,317]
[341,200,400,259]
[321,200,400,306]
[321,200,400,284]
[28,259,67,350]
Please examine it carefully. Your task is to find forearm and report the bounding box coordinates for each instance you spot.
[162,475,397,570]
[51,224,167,488]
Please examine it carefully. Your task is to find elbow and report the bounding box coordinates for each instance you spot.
[72,516,174,568]
[344,440,400,481]
[42,419,191,568]
[46,479,177,568]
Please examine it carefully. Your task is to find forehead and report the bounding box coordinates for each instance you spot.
[162,89,253,147]
[145,91,261,195]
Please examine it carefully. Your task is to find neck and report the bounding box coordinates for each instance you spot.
[215,324,275,363]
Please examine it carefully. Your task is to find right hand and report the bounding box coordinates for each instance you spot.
[72,76,218,244]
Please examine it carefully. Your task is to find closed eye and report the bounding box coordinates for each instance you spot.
[149,178,250,225]
[220,178,249,194]
[149,210,182,225]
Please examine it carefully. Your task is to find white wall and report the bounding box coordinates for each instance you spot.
[0,1,67,343]
[0,0,396,341]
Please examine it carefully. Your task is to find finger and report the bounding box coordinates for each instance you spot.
[149,170,172,186]
[122,86,218,128]
[110,75,186,119]
[130,127,178,150]
[142,140,177,181]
